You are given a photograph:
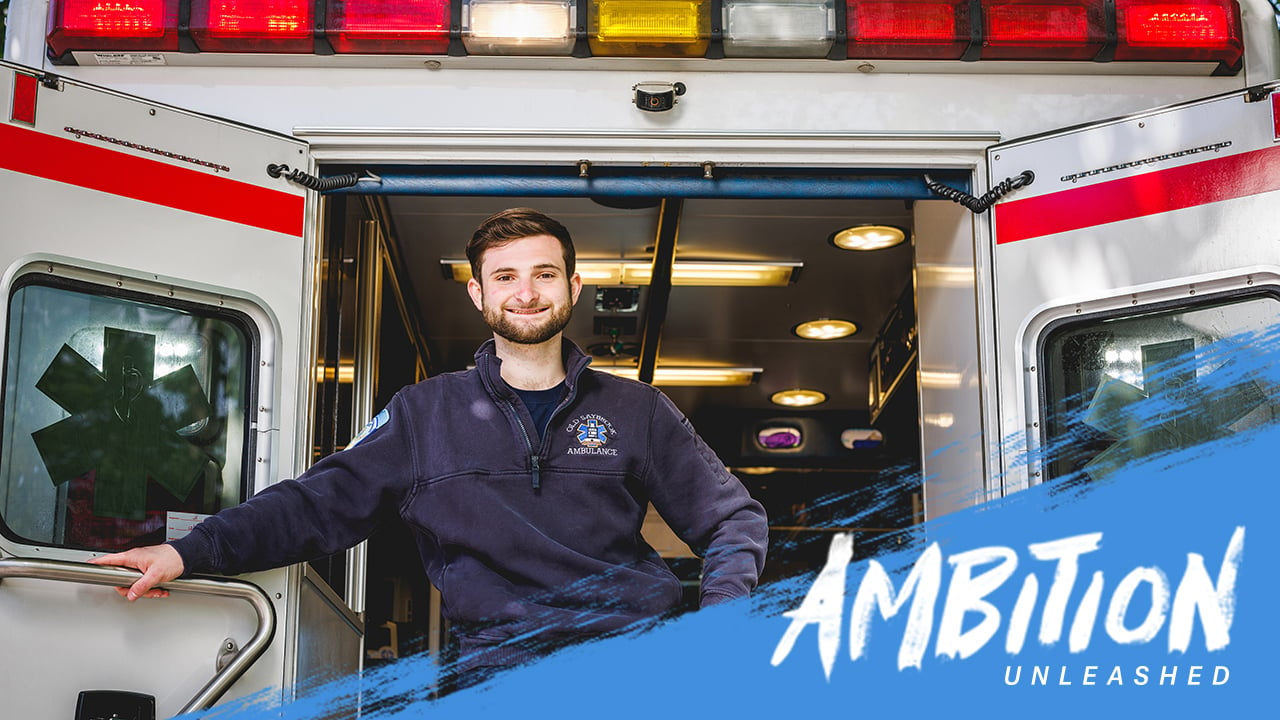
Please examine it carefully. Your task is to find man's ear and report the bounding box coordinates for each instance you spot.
[569,272,583,305]
[467,277,484,312]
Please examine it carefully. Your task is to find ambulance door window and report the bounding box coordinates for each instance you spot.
[1,276,255,551]
[1039,293,1279,483]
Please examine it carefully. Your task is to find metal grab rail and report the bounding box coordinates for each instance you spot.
[0,556,277,714]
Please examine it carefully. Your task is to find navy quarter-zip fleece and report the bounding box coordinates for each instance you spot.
[170,339,768,665]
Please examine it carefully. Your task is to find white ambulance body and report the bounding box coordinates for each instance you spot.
[2,0,1279,716]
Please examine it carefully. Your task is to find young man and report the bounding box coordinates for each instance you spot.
[92,207,769,674]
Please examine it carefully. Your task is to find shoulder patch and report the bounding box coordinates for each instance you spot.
[346,408,390,450]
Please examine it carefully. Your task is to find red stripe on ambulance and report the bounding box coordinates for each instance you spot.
[0,121,304,237]
[994,143,1280,244]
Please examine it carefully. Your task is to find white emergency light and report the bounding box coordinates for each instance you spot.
[462,0,577,55]
[722,0,836,58]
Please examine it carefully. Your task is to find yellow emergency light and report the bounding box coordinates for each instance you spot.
[588,0,710,57]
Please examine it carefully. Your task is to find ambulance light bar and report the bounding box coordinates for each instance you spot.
[45,0,1244,71]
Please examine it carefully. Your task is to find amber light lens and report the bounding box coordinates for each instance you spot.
[588,0,711,57]
[47,0,181,55]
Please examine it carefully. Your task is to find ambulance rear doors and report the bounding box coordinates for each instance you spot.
[988,82,1280,496]
[0,62,358,719]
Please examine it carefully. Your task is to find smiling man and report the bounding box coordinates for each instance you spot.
[92,207,769,684]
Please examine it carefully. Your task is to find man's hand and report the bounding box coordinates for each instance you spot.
[88,544,185,601]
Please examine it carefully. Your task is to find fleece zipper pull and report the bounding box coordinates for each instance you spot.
[531,454,541,491]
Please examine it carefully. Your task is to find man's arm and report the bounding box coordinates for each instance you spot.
[643,391,769,606]
[90,393,418,597]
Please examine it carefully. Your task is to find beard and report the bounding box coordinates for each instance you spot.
[483,298,574,345]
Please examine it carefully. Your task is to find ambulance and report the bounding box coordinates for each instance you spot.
[1,0,1278,716]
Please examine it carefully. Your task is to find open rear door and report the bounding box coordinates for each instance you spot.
[988,82,1280,496]
[0,61,343,718]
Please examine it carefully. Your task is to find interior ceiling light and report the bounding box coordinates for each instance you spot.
[733,466,778,475]
[770,388,827,407]
[592,365,762,386]
[829,224,907,251]
[443,259,801,287]
[793,318,857,340]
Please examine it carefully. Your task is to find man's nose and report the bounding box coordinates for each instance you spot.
[512,276,539,302]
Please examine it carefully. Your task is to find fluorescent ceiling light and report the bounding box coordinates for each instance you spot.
[593,365,762,386]
[443,259,801,287]
[733,466,779,475]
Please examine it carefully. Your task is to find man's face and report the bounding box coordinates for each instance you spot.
[467,234,582,345]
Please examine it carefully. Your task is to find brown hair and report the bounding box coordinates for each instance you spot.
[466,207,576,283]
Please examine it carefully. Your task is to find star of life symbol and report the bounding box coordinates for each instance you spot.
[31,326,212,520]
[577,418,608,447]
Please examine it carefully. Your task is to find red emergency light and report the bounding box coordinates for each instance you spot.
[1114,0,1242,65]
[326,0,451,54]
[847,1,970,60]
[981,1,1106,60]
[47,0,181,55]
[190,0,315,52]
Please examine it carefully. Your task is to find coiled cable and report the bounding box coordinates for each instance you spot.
[924,170,1035,213]
[266,164,365,192]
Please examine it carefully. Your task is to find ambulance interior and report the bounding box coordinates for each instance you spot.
[310,188,932,665]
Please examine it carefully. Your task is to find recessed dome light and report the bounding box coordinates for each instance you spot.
[770,389,827,407]
[830,224,907,251]
[793,318,858,340]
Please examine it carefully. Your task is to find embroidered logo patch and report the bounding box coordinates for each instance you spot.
[565,414,619,456]
[346,408,389,450]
